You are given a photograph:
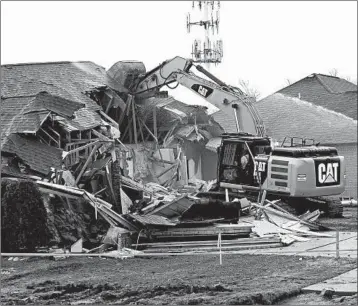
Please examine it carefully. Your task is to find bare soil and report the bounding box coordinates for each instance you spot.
[1,254,356,305]
[277,292,358,305]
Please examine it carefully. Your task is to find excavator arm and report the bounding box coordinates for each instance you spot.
[130,56,266,137]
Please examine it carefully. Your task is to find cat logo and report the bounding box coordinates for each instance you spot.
[254,160,268,183]
[257,161,266,172]
[198,85,208,97]
[191,84,213,98]
[315,160,340,186]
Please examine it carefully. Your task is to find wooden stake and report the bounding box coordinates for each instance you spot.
[218,232,222,265]
[75,144,98,185]
[336,231,340,259]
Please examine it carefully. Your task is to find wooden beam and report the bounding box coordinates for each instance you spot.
[156,163,177,179]
[65,140,99,155]
[137,116,145,143]
[39,128,58,146]
[139,118,158,143]
[100,110,119,130]
[105,165,118,206]
[75,144,99,185]
[105,97,114,114]
[93,187,107,196]
[46,125,61,148]
[153,107,157,139]
[121,116,133,141]
[118,94,132,129]
[131,99,138,146]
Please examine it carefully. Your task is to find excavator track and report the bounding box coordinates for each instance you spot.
[276,196,343,218]
[312,196,343,218]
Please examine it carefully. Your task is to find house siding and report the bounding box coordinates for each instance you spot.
[335,143,357,199]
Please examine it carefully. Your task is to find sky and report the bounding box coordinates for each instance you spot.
[1,1,357,109]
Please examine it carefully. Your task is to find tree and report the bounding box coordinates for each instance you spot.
[285,78,292,86]
[1,180,50,252]
[329,68,339,77]
[238,79,261,101]
[328,68,357,84]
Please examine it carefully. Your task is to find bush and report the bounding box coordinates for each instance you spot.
[1,179,50,252]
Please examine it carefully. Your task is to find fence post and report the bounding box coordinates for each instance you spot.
[336,231,340,259]
[218,232,222,265]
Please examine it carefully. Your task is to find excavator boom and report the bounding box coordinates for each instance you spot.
[131,56,266,137]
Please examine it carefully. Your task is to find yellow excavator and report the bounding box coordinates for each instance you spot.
[112,56,345,217]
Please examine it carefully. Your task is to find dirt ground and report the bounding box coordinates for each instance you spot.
[319,207,357,231]
[277,292,358,305]
[1,254,356,305]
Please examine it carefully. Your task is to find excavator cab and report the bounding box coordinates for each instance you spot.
[217,133,271,187]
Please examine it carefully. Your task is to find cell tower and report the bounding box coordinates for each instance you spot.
[187,1,223,70]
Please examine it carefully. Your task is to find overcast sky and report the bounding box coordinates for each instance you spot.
[1,1,357,107]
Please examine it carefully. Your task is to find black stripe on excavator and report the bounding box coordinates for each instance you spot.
[272,160,289,166]
[275,181,288,187]
[271,174,288,180]
[271,167,288,173]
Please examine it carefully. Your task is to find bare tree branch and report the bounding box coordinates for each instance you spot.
[327,69,357,84]
[285,78,292,86]
[329,68,338,77]
[238,79,260,101]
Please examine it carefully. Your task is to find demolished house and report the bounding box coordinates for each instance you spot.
[1,60,246,249]
[1,59,331,255]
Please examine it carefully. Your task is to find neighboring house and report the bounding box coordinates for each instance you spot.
[278,73,357,119]
[256,93,357,199]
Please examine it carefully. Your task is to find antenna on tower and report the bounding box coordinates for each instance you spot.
[187,1,223,70]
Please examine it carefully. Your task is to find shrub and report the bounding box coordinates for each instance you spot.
[1,179,50,252]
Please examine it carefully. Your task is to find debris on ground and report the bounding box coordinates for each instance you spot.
[1,57,353,258]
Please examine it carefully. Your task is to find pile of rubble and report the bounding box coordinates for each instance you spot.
[0,60,332,256]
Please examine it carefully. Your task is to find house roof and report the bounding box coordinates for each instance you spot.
[23,92,86,117]
[315,74,357,93]
[256,93,357,145]
[56,108,103,132]
[1,96,50,139]
[1,134,63,175]
[0,92,90,141]
[1,61,127,111]
[277,73,357,119]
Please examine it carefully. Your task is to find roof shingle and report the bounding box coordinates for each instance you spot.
[277,73,357,119]
[256,93,357,145]
[1,134,63,175]
[1,61,127,111]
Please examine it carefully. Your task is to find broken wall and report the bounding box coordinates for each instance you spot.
[201,148,218,181]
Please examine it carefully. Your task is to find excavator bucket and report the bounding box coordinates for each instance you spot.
[107,61,146,91]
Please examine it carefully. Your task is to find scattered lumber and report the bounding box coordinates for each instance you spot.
[149,223,253,239]
[134,236,281,249]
